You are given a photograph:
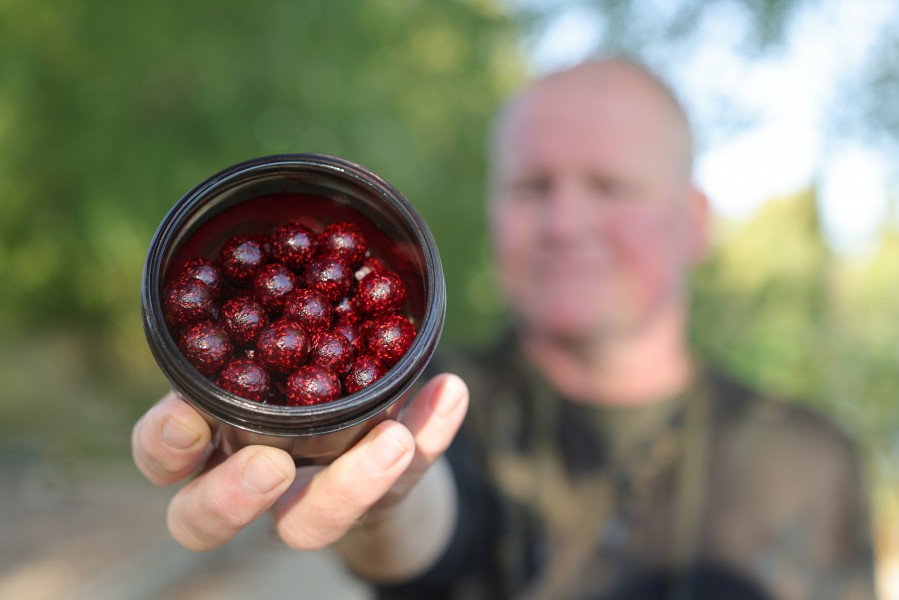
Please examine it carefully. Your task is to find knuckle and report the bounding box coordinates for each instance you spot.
[139,457,176,486]
[275,476,375,551]
[329,470,376,512]
[414,437,444,460]
[132,434,174,486]
[167,501,216,551]
[277,515,337,551]
[136,445,189,486]
[168,519,210,551]
[202,489,249,533]
[132,410,189,486]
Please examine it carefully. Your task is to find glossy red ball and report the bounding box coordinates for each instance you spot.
[256,320,311,375]
[220,235,267,284]
[221,296,269,347]
[253,262,298,313]
[365,313,416,367]
[332,319,362,352]
[286,364,342,406]
[272,222,317,270]
[333,295,361,324]
[282,288,333,333]
[176,257,223,298]
[356,270,407,316]
[179,320,233,376]
[310,330,354,376]
[303,256,353,303]
[217,358,272,402]
[318,222,367,266]
[344,352,387,394]
[163,277,214,327]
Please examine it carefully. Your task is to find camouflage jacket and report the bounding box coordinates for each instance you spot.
[376,334,877,600]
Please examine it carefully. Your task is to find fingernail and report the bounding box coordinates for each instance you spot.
[434,375,466,418]
[242,454,289,496]
[367,430,409,470]
[162,417,201,450]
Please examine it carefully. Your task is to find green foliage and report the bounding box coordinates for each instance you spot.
[692,188,899,461]
[0,0,523,382]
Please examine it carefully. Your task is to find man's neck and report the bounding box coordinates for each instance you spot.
[520,308,694,407]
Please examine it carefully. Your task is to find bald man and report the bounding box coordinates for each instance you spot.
[133,59,876,599]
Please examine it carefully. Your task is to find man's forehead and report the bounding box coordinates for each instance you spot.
[493,60,694,175]
[511,78,655,135]
[508,66,668,133]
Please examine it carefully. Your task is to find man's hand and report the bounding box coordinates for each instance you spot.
[132,373,468,554]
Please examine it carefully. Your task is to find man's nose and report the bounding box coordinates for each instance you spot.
[541,180,590,240]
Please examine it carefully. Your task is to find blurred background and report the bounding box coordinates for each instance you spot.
[2,0,898,598]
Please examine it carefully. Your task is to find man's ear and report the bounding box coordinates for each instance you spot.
[686,185,711,264]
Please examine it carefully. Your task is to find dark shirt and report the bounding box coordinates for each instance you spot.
[376,334,877,600]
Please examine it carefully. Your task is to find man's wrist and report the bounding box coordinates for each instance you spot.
[335,456,458,583]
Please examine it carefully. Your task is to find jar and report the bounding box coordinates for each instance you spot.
[141,154,445,465]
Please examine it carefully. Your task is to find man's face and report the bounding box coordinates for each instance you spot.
[490,72,705,343]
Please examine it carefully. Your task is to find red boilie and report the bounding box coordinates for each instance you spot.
[161,220,415,406]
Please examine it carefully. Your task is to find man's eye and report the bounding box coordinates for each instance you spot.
[511,178,550,201]
[587,176,634,201]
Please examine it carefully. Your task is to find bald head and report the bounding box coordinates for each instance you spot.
[490,58,695,188]
[486,56,709,348]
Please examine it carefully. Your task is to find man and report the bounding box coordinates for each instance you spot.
[132,58,876,599]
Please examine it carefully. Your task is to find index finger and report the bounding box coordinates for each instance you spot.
[271,373,467,549]
[272,420,416,550]
[132,391,215,486]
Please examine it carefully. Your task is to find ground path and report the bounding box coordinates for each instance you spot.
[0,463,370,600]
